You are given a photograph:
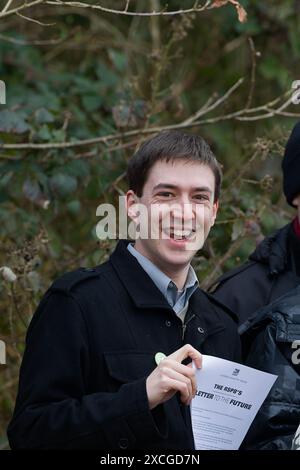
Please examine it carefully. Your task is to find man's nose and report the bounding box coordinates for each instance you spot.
[170,199,195,225]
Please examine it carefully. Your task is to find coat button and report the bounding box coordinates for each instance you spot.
[197,327,205,334]
[119,438,129,449]
[165,320,171,327]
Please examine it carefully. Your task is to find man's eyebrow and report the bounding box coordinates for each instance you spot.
[153,183,212,193]
[192,187,213,194]
[153,183,178,191]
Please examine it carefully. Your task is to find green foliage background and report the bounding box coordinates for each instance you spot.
[0,0,299,448]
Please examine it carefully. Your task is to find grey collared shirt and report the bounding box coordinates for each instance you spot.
[127,243,198,321]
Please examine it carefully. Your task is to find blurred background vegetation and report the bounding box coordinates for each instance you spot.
[0,0,300,448]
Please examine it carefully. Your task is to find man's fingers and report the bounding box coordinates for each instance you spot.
[163,377,191,404]
[161,359,195,377]
[161,367,193,400]
[160,360,197,396]
[168,344,202,369]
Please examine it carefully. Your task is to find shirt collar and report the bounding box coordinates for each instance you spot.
[108,240,237,327]
[127,242,198,303]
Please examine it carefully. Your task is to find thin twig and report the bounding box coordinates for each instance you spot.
[44,0,211,17]
[201,237,244,289]
[10,285,29,329]
[0,0,45,19]
[0,32,69,46]
[124,0,130,13]
[182,77,244,125]
[245,36,257,109]
[1,0,14,14]
[16,10,56,26]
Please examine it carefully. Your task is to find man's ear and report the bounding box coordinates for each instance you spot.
[126,190,139,221]
[210,200,219,227]
[292,194,300,207]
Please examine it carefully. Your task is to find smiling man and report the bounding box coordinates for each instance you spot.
[7,130,241,450]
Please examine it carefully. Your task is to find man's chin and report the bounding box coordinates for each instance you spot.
[158,245,196,266]
[161,237,203,254]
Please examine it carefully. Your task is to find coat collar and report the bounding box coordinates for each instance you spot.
[249,222,291,276]
[110,239,175,309]
[109,240,232,332]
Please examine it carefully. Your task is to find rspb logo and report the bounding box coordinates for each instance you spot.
[232,368,240,377]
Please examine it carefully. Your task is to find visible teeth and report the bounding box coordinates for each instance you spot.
[169,230,194,240]
[162,228,196,240]
[173,230,192,237]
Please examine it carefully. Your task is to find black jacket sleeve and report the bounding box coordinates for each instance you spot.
[7,292,167,449]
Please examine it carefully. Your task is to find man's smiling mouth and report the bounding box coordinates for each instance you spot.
[162,228,196,241]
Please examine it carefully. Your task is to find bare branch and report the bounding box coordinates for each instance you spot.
[0,32,69,45]
[0,0,247,22]
[150,0,161,54]
[16,10,56,26]
[1,0,14,14]
[1,82,298,152]
[124,0,130,13]
[0,0,45,19]
[245,36,257,109]
[44,0,212,17]
[182,77,244,125]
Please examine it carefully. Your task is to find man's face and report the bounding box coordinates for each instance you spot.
[126,159,218,271]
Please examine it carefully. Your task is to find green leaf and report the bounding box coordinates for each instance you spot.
[0,110,30,134]
[49,173,78,197]
[260,56,289,87]
[81,94,103,112]
[36,125,52,141]
[64,160,90,179]
[52,129,66,142]
[0,172,13,188]
[35,108,55,124]
[108,49,128,72]
[85,176,101,199]
[67,199,81,215]
[96,62,119,87]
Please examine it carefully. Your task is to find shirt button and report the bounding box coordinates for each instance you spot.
[118,438,129,449]
[198,327,205,334]
[165,320,171,327]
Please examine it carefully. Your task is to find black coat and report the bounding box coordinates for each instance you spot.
[239,286,300,450]
[209,223,300,325]
[209,223,300,450]
[7,240,241,450]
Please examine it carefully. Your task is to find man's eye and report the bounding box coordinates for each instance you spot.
[157,192,174,197]
[194,195,209,201]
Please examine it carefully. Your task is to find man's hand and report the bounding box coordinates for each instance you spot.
[146,344,202,410]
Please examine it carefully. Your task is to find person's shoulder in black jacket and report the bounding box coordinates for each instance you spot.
[208,222,300,324]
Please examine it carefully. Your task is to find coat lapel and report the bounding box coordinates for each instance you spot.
[110,239,172,310]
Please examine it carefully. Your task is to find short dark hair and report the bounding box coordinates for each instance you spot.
[126,130,222,202]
